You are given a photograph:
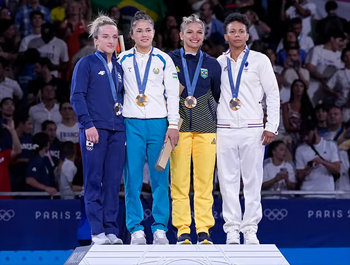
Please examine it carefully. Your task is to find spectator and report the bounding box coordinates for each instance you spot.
[325,106,344,143]
[305,31,346,105]
[315,103,328,137]
[277,30,307,66]
[162,26,181,53]
[243,8,271,42]
[18,11,43,52]
[15,0,52,38]
[56,101,79,143]
[324,48,350,108]
[199,1,225,44]
[0,97,15,121]
[0,118,22,199]
[0,7,12,20]
[108,5,122,28]
[28,22,69,77]
[262,140,296,198]
[209,0,225,22]
[281,0,316,37]
[0,98,15,150]
[0,57,22,102]
[79,0,92,23]
[27,57,69,106]
[60,0,87,61]
[50,0,68,23]
[58,141,80,199]
[277,17,314,53]
[25,132,57,195]
[225,0,255,11]
[0,19,20,62]
[16,48,40,109]
[282,47,310,90]
[296,121,340,197]
[10,114,33,191]
[336,149,350,198]
[70,32,95,73]
[281,79,314,154]
[156,14,178,50]
[315,1,348,45]
[42,120,61,167]
[265,48,283,74]
[29,84,61,134]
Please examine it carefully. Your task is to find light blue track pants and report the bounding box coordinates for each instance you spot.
[124,118,170,234]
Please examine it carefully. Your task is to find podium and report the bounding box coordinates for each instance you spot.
[64,244,290,265]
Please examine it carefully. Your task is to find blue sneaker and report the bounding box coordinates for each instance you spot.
[197,232,213,245]
[177,233,192,245]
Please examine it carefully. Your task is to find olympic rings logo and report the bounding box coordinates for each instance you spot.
[264,209,288,221]
[0,209,15,221]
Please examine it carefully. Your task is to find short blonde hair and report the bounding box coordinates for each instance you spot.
[180,14,205,34]
[88,14,117,39]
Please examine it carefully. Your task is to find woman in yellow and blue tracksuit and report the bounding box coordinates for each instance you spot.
[168,14,221,245]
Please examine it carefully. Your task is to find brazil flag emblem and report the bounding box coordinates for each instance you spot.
[201,68,208,79]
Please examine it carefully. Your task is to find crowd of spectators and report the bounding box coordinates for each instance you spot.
[0,0,349,199]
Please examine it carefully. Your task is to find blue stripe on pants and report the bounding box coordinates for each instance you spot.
[79,128,125,236]
[124,118,170,234]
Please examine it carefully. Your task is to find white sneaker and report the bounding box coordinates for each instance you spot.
[226,230,240,244]
[131,230,147,245]
[243,230,260,244]
[106,234,123,244]
[153,229,169,245]
[92,232,111,245]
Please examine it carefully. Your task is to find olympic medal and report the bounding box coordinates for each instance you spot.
[229,98,242,111]
[184,96,197,109]
[136,94,148,106]
[114,102,123,116]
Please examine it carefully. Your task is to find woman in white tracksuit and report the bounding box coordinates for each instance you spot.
[118,11,180,245]
[216,13,280,244]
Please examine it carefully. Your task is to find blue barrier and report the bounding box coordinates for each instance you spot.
[0,198,349,250]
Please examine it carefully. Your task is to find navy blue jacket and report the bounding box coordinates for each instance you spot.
[70,51,125,131]
[169,49,221,133]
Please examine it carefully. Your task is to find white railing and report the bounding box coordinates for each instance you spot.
[0,190,349,198]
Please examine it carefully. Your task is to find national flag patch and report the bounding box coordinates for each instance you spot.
[201,68,208,79]
[172,73,178,79]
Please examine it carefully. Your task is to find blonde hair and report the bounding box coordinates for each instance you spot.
[180,14,205,34]
[88,14,117,39]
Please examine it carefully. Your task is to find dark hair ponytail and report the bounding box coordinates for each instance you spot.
[32,132,49,155]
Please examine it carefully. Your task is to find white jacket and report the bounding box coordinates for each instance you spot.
[217,48,280,134]
[118,47,180,129]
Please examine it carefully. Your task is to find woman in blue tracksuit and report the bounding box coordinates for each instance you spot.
[70,15,125,245]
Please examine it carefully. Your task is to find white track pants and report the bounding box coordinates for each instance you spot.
[217,127,265,234]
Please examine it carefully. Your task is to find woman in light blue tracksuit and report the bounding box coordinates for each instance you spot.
[118,11,180,245]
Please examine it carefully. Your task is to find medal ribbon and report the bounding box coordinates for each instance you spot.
[180,48,204,97]
[95,52,119,104]
[134,47,153,95]
[227,47,250,99]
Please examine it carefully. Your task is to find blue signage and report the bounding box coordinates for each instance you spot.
[0,198,349,250]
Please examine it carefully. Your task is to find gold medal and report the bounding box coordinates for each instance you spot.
[229,98,242,111]
[184,96,197,109]
[136,94,148,106]
[114,103,123,116]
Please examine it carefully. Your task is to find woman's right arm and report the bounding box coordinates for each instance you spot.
[282,103,299,133]
[70,57,99,143]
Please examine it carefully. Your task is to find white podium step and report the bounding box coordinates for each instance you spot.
[65,244,290,265]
